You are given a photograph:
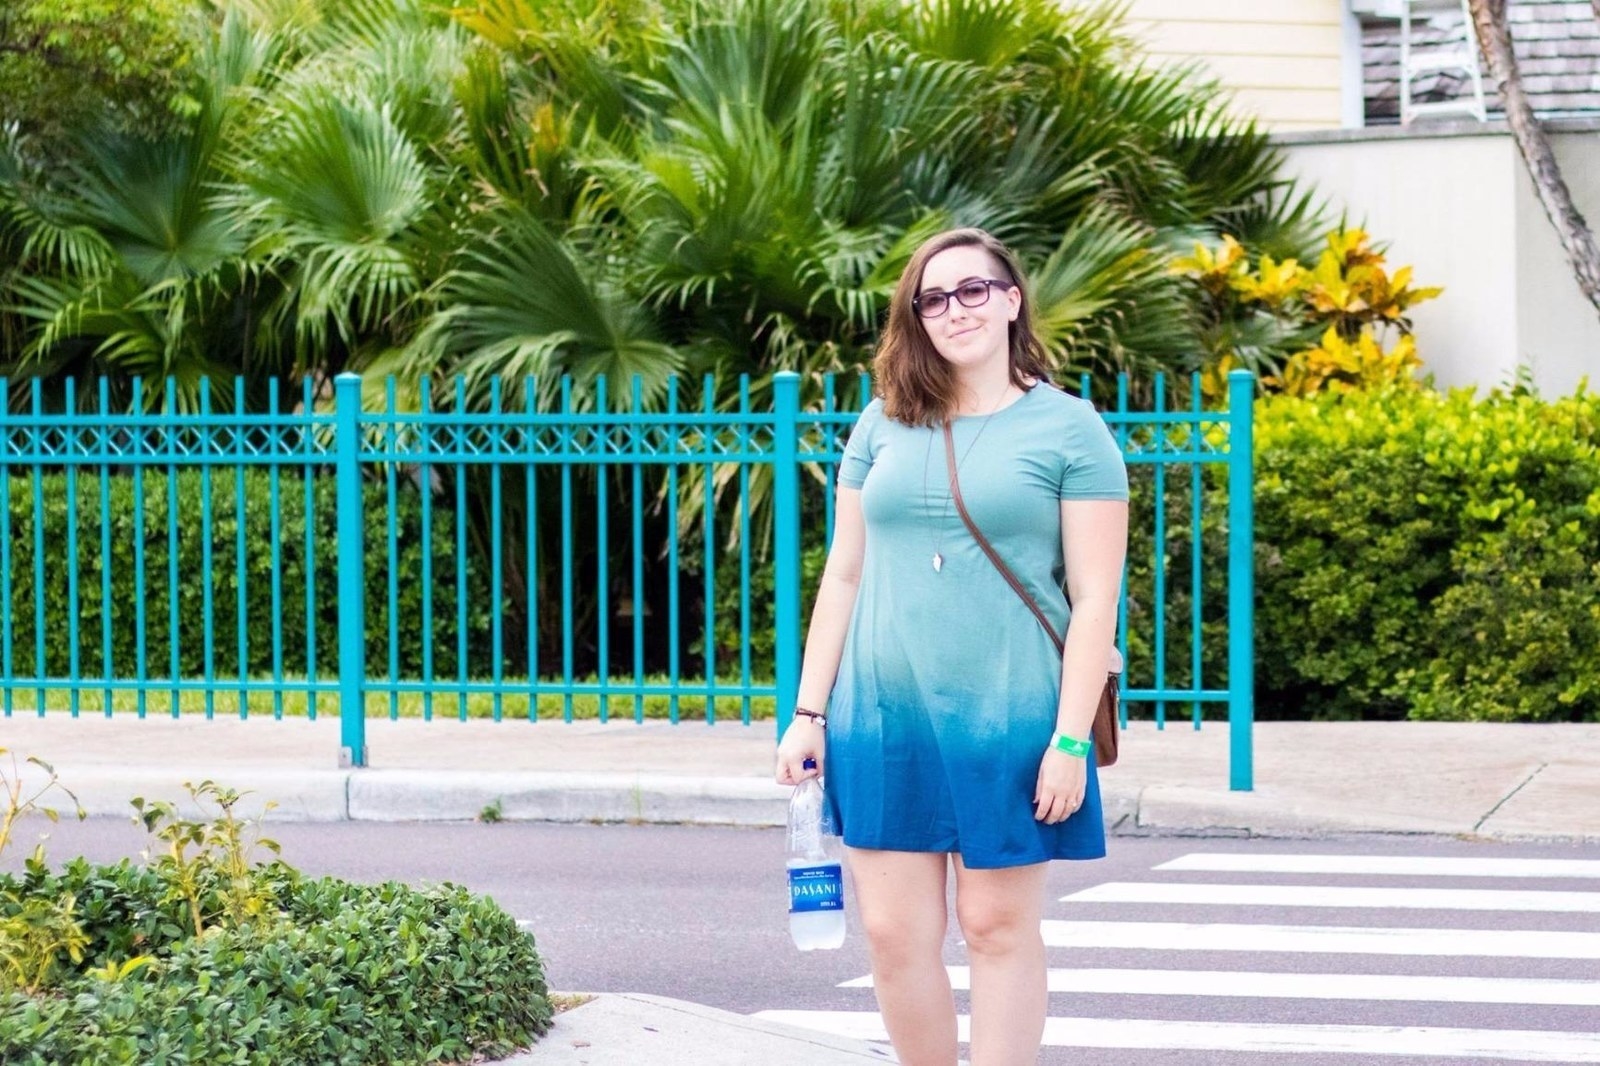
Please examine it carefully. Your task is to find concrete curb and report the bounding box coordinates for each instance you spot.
[347,770,795,825]
[39,766,1600,844]
[1112,784,1600,845]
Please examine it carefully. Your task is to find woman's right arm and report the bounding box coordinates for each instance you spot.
[774,486,866,784]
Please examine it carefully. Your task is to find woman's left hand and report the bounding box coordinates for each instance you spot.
[1034,750,1087,824]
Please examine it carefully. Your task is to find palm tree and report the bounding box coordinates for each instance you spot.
[0,12,280,410]
[431,0,1316,415]
[6,0,1318,410]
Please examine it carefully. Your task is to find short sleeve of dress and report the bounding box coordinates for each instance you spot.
[837,398,884,490]
[1058,397,1129,501]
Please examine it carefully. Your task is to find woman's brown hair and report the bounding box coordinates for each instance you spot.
[873,228,1052,427]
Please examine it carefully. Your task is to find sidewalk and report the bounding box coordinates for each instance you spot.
[493,994,900,1065]
[4,712,1599,1065]
[4,713,1598,841]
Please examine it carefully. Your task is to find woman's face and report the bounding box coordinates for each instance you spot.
[916,244,1021,374]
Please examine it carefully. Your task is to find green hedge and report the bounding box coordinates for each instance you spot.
[4,470,495,680]
[1113,385,1600,722]
[0,859,551,1065]
[1253,385,1600,721]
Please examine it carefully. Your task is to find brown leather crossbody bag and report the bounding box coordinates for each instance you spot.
[942,423,1121,767]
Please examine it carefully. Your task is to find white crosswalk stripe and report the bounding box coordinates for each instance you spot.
[1037,918,1600,957]
[839,965,1600,1005]
[757,849,1600,1062]
[751,1011,1600,1062]
[1061,881,1600,911]
[1156,852,1600,879]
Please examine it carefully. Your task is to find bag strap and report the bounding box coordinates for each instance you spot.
[942,421,1065,656]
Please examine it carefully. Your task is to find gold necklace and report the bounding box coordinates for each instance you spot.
[922,386,1012,573]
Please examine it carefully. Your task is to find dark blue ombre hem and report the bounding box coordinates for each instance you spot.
[823,725,1107,870]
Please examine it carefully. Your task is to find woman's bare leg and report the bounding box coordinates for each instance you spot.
[846,847,957,1066]
[953,857,1050,1066]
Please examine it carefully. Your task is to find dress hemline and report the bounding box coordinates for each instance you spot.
[837,837,1107,869]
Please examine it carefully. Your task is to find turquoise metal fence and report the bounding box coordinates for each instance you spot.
[0,369,1255,789]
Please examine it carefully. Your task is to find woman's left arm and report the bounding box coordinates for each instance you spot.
[1034,498,1129,824]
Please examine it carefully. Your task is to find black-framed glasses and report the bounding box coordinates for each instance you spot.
[911,277,1011,319]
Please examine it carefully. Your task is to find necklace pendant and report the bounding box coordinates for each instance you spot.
[932,552,943,573]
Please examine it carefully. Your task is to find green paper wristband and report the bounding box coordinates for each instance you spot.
[1050,732,1091,759]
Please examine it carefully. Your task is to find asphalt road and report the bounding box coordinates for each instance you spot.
[7,819,1599,1066]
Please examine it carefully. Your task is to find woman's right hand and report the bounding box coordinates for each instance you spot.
[775,718,825,784]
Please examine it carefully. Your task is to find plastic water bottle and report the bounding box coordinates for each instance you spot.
[787,768,846,951]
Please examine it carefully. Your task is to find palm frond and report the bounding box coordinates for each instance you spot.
[904,0,1049,70]
[1211,180,1329,263]
[816,34,983,225]
[662,0,831,136]
[239,89,436,356]
[452,0,668,145]
[1162,100,1280,213]
[197,7,290,124]
[788,221,896,331]
[1035,0,1134,67]
[413,207,683,406]
[320,0,446,46]
[0,128,117,279]
[223,0,328,41]
[68,131,242,287]
[1030,203,1196,378]
[345,26,472,149]
[454,49,540,204]
[5,269,230,401]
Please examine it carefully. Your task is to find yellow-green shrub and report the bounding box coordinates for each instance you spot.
[1175,228,1441,400]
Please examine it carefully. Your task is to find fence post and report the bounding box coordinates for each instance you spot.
[335,373,367,768]
[1226,369,1255,791]
[772,372,801,739]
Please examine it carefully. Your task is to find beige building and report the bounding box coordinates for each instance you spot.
[1276,121,1600,397]
[1120,0,1600,395]
[1120,0,1600,131]
[1120,0,1361,131]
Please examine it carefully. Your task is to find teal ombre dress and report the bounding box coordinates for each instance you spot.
[822,382,1129,869]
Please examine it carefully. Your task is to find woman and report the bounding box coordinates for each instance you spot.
[775,228,1129,1066]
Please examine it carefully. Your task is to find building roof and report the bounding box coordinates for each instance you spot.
[1363,1,1600,124]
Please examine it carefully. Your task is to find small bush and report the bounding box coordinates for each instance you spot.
[0,870,552,1065]
[0,781,552,1065]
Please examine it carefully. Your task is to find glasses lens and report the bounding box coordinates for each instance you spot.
[915,291,949,318]
[955,281,993,308]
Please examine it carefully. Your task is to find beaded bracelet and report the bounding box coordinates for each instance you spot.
[794,707,828,728]
[1050,732,1091,759]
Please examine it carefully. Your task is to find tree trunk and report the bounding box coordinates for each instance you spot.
[1467,0,1600,318]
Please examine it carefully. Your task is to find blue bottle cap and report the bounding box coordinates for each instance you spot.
[802,756,817,771]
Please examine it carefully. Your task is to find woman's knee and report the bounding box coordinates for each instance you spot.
[953,860,1047,957]
[957,906,1035,957]
[859,903,945,968]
